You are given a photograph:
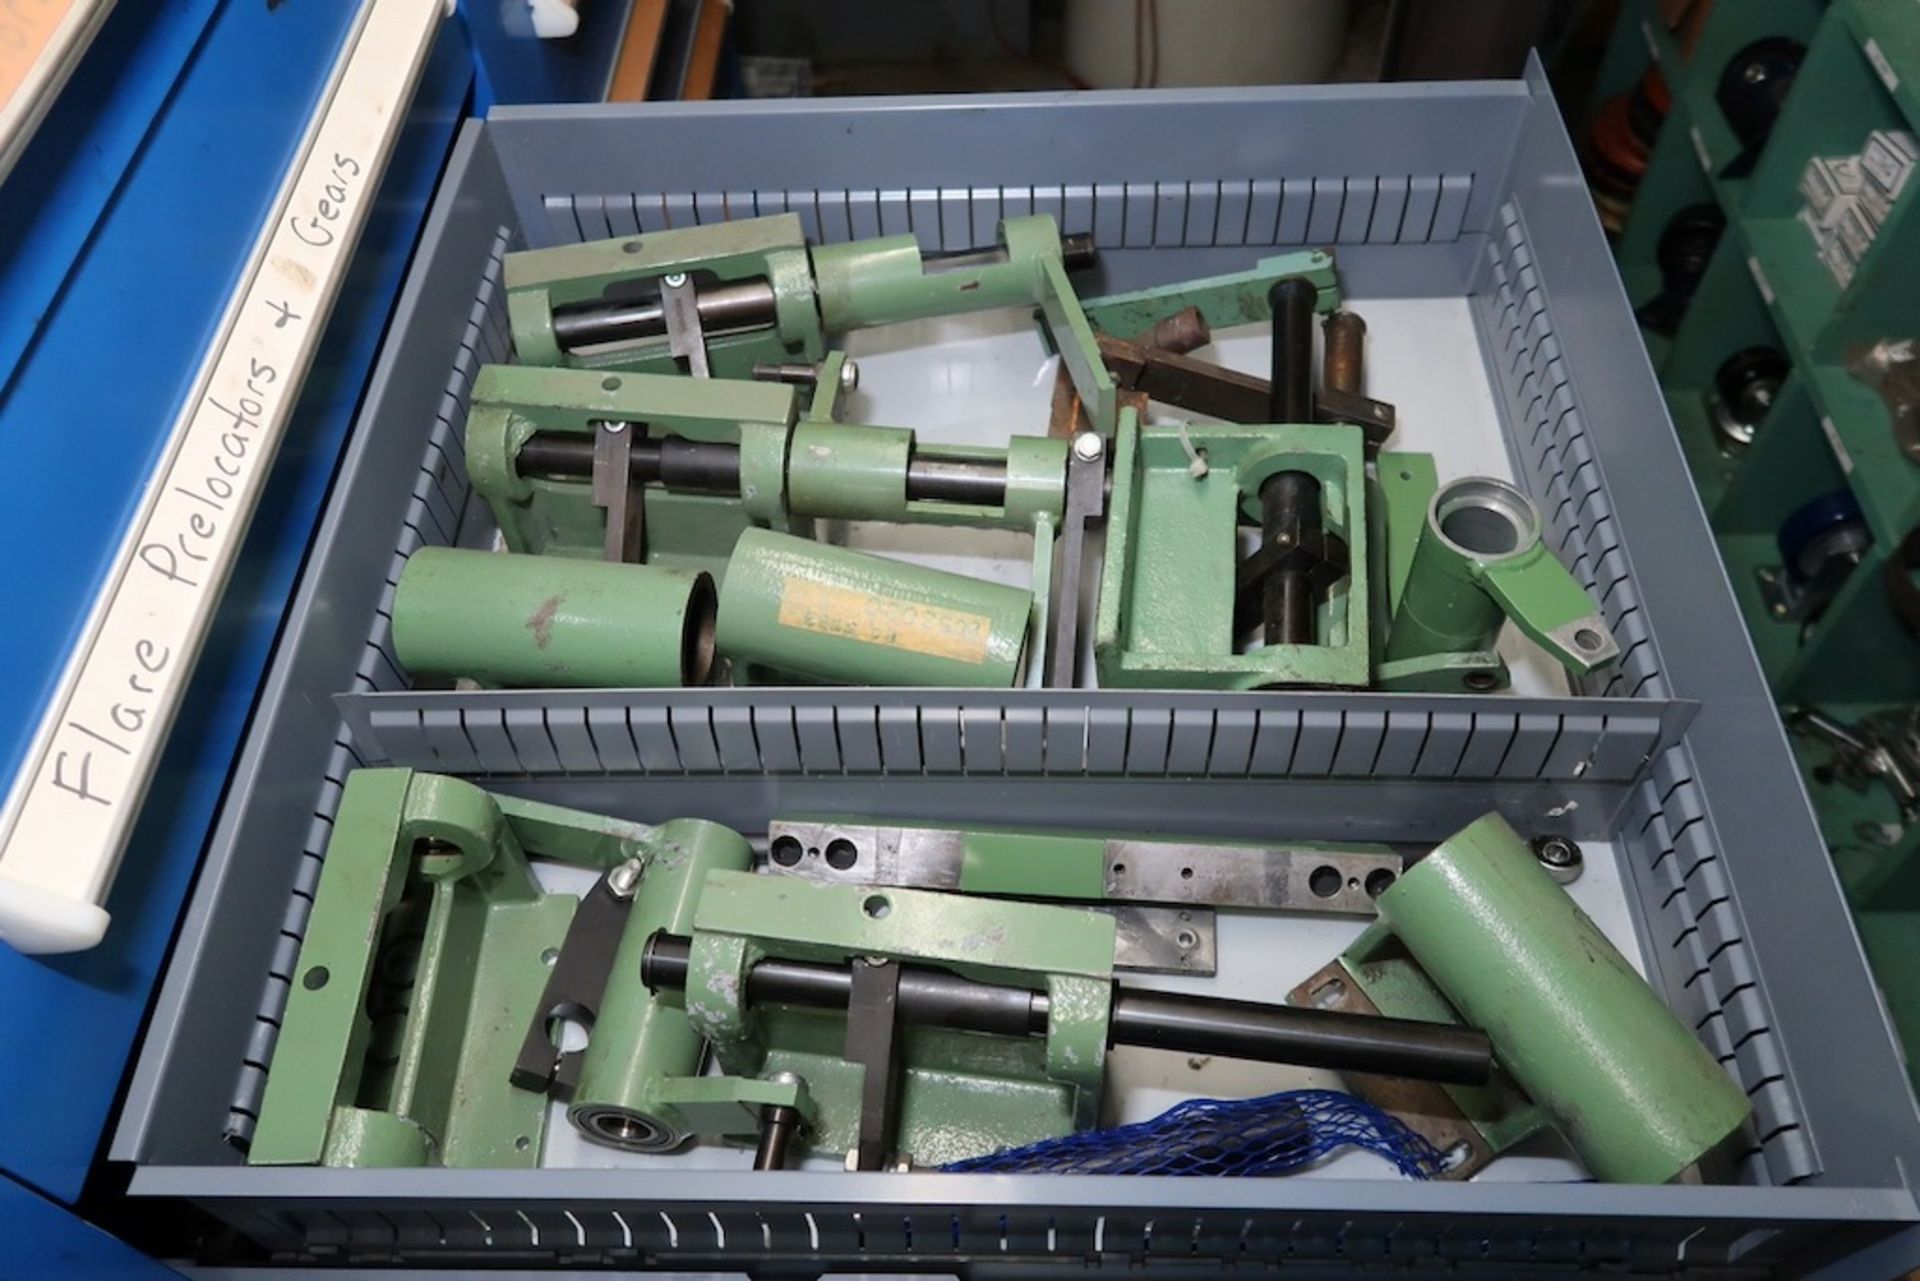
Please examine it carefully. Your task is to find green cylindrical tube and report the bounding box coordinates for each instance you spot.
[716,528,1031,686]
[1376,812,1751,1183]
[568,819,753,1152]
[1385,476,1535,661]
[786,421,911,519]
[391,547,716,689]
[811,216,1062,333]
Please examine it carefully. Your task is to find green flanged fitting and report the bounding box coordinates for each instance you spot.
[567,818,755,1153]
[1385,476,1620,675]
[1373,812,1751,1183]
[811,215,1068,332]
[716,528,1032,686]
[391,547,716,689]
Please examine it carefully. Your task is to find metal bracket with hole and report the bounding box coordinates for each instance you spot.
[763,817,1404,917]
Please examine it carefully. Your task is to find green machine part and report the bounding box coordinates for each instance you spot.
[248,770,742,1168]
[465,364,1068,581]
[680,871,1116,1166]
[1095,404,1373,689]
[714,528,1034,687]
[1080,248,1340,336]
[1382,474,1622,680]
[391,547,716,689]
[505,214,821,376]
[504,213,1116,419]
[1293,812,1752,1184]
[466,363,800,577]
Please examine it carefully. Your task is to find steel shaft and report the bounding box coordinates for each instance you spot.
[552,279,779,351]
[642,934,1491,1086]
[518,431,1015,509]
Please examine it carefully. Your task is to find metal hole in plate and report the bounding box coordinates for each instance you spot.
[825,838,859,871]
[515,1135,531,1152]
[1365,868,1396,897]
[769,835,803,866]
[546,1006,592,1053]
[303,966,330,991]
[1463,671,1499,691]
[1308,865,1342,898]
[623,240,644,254]
[602,376,622,391]
[1176,929,1199,950]
[541,947,560,966]
[1179,866,1194,880]
[1574,627,1604,651]
[863,895,890,919]
[1112,862,1127,875]
[1309,978,1347,1009]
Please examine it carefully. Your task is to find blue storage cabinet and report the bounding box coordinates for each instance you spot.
[0,0,624,1258]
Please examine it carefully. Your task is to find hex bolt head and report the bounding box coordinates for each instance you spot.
[1529,835,1584,885]
[606,857,646,899]
[1072,431,1105,463]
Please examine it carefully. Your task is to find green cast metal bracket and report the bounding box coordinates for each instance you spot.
[504,213,1119,425]
[1291,812,1752,1184]
[1384,475,1622,678]
[682,871,1115,1164]
[465,364,1067,588]
[505,214,820,376]
[1095,405,1373,689]
[249,770,693,1168]
[1081,249,1340,337]
[466,363,800,577]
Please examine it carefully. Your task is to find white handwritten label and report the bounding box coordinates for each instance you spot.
[1865,38,1899,94]
[1746,255,1774,306]
[1821,415,1854,473]
[0,0,446,954]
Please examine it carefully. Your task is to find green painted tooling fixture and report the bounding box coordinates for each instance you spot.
[1095,276,1620,691]
[391,533,1035,689]
[465,363,1070,581]
[1289,812,1752,1184]
[504,212,1123,429]
[249,770,1494,1171]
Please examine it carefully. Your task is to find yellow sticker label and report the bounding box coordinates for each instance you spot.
[777,576,993,664]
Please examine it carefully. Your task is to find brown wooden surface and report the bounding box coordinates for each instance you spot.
[606,0,669,101]
[680,0,728,101]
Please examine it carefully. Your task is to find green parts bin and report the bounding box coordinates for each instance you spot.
[715,528,1033,687]
[391,547,716,689]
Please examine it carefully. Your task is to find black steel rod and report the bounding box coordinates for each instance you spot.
[904,454,1010,507]
[1268,277,1317,424]
[521,432,1012,510]
[552,279,778,351]
[1259,469,1324,646]
[1108,989,1489,1085]
[641,934,1490,1086]
[517,432,742,495]
[753,1105,801,1170]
